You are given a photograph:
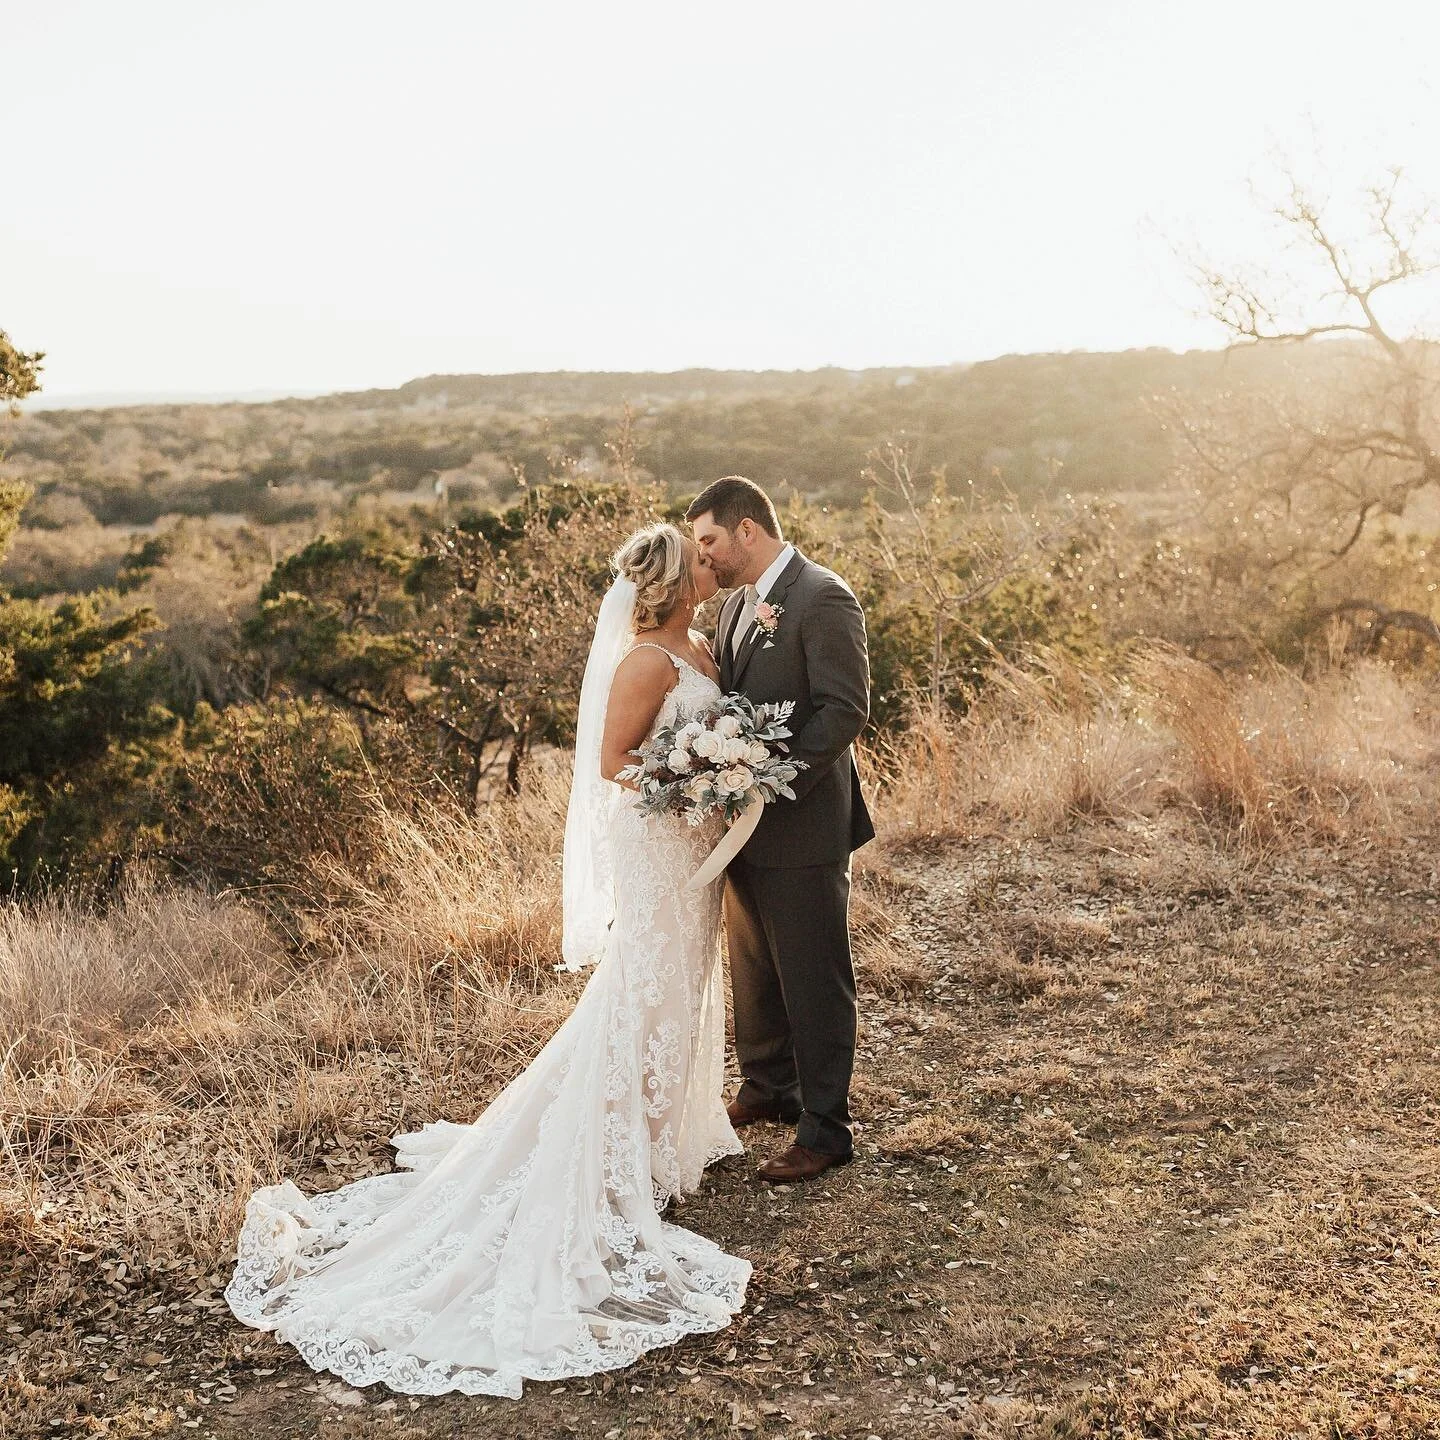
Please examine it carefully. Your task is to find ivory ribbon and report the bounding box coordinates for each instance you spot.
[686,793,764,891]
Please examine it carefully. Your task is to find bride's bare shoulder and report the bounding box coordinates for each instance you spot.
[613,642,680,689]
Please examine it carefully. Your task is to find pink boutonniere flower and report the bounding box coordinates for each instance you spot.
[753,600,783,637]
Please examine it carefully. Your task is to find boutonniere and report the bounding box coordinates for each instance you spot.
[753,600,784,638]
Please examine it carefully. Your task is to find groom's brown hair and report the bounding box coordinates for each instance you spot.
[685,476,781,539]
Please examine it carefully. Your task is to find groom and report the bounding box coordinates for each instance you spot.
[687,476,874,1184]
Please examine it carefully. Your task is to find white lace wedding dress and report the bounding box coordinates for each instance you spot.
[224,649,749,1397]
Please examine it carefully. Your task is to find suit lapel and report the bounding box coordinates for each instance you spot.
[732,550,807,688]
[730,615,765,686]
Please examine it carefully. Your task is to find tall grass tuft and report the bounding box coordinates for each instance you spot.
[879,651,1164,838]
[881,647,1438,844]
[1132,645,1272,838]
[0,875,277,1073]
[311,758,571,982]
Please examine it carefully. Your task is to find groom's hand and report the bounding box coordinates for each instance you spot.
[783,582,869,803]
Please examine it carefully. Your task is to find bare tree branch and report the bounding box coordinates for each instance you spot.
[1176,162,1440,617]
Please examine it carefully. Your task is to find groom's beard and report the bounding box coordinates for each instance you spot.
[711,550,756,590]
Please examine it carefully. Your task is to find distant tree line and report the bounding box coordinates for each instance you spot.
[6,347,1322,532]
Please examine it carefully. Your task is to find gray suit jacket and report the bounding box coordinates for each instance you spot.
[716,550,875,868]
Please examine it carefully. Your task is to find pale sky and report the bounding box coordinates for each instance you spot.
[7,1,1440,399]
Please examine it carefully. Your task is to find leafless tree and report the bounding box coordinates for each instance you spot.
[1170,166,1440,617]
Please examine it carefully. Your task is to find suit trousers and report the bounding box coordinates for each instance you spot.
[725,854,856,1157]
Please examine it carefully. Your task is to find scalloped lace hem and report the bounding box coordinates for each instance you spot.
[226,1259,750,1399]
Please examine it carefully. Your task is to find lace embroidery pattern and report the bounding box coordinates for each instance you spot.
[225,655,748,1398]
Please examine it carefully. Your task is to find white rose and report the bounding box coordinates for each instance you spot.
[684,775,710,803]
[722,736,752,764]
[677,721,704,746]
[715,764,753,796]
[746,740,769,765]
[714,715,743,739]
[667,748,692,772]
[691,730,724,760]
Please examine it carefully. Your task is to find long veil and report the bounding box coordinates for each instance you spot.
[560,576,636,971]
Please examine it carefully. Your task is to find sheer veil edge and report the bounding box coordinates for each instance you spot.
[561,576,636,971]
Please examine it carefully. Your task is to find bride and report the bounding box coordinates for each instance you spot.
[225,523,751,1397]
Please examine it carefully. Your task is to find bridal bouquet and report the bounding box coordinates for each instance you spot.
[619,694,807,825]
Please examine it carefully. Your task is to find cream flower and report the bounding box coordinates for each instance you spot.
[684,775,710,803]
[667,748,692,772]
[676,721,705,747]
[715,765,754,796]
[714,715,743,739]
[691,730,724,760]
[746,740,770,765]
[722,736,752,764]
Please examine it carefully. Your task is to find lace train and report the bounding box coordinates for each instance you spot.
[224,658,748,1397]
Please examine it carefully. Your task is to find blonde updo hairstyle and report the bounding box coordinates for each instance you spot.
[613,523,698,633]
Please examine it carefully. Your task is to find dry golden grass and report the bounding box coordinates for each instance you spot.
[877,652,1165,836]
[0,878,276,1072]
[881,648,1439,847]
[1134,645,1272,832]
[1239,656,1436,823]
[307,757,572,980]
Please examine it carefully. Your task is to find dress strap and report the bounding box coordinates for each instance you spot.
[628,641,687,673]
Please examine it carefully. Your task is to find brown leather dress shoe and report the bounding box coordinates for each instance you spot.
[757,1143,853,1184]
[726,1097,801,1128]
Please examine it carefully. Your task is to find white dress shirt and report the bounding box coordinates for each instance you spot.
[731,543,796,656]
[755,542,795,603]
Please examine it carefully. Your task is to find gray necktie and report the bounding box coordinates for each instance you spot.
[731,583,758,657]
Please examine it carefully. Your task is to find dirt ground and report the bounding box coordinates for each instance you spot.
[5,813,1439,1439]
